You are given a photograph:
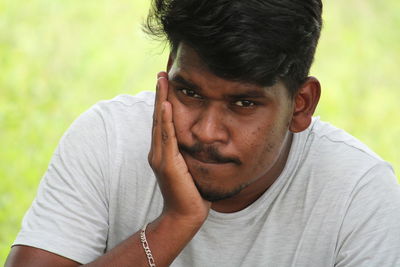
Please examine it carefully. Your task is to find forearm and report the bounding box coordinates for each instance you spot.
[85,213,204,267]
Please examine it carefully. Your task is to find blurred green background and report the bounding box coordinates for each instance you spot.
[1,0,399,263]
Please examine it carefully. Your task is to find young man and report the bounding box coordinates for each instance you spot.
[6,0,400,266]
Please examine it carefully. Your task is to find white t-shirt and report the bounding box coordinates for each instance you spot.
[14,92,400,266]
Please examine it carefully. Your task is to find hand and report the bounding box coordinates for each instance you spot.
[148,72,211,225]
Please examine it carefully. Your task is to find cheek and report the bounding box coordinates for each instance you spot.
[236,127,266,158]
[241,125,280,167]
[257,124,289,168]
[169,97,193,141]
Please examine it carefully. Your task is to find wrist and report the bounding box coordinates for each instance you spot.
[139,213,206,266]
[159,210,207,232]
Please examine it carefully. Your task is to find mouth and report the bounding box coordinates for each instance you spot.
[190,153,226,164]
[178,143,242,166]
[182,151,235,166]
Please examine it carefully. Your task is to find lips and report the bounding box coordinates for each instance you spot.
[182,151,230,166]
[178,143,242,165]
[190,153,225,164]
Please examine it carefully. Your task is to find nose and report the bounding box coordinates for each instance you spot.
[190,104,229,145]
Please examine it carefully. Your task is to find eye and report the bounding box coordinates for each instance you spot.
[180,88,202,99]
[234,100,255,107]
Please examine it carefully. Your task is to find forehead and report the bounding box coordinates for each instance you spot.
[169,43,288,98]
[171,43,205,71]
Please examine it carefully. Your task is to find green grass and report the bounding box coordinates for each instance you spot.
[1,0,399,264]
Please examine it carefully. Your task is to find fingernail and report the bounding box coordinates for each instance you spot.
[157,76,166,90]
[157,72,166,79]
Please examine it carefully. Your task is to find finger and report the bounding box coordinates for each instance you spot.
[157,71,168,79]
[153,72,168,128]
[161,101,179,158]
[150,72,168,161]
[152,73,169,159]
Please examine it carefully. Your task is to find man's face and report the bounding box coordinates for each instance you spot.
[167,43,295,205]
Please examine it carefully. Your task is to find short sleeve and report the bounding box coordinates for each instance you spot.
[13,104,112,264]
[335,162,400,267]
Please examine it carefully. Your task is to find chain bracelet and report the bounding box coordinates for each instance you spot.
[140,224,156,267]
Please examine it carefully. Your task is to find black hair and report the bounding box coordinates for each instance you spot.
[144,0,323,97]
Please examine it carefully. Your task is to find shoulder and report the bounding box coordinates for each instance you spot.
[64,92,155,146]
[310,117,382,161]
[92,92,155,123]
[304,117,393,177]
[53,91,156,190]
[98,92,155,108]
[294,117,398,202]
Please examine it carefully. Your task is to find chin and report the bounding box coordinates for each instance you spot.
[193,178,247,202]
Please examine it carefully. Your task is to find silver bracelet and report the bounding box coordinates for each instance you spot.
[140,224,156,267]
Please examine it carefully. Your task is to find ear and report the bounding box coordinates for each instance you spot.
[289,77,321,133]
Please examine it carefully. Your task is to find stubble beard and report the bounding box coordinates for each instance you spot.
[191,167,250,202]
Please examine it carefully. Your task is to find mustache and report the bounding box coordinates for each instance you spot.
[178,143,242,165]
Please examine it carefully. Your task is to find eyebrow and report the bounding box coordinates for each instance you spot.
[170,74,202,92]
[170,74,269,99]
[226,90,267,99]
